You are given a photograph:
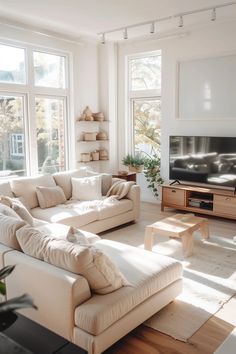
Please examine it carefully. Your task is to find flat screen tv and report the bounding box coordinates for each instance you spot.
[169,136,236,187]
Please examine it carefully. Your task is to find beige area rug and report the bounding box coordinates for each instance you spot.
[101,213,236,342]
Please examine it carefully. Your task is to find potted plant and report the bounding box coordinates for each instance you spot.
[143,154,163,198]
[122,154,146,173]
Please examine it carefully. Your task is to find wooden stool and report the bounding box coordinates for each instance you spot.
[144,213,209,257]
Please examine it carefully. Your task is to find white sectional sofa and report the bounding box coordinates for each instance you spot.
[0,170,183,354]
[0,169,140,234]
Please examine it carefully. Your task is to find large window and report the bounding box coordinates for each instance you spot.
[0,42,69,177]
[128,52,161,157]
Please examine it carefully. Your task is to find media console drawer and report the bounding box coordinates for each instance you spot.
[162,187,185,206]
[214,195,236,215]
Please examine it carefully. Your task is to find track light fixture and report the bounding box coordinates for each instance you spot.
[101,33,105,44]
[123,27,128,39]
[150,22,155,34]
[211,8,216,21]
[98,1,236,43]
[178,15,184,28]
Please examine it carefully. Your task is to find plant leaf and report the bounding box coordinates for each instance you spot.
[0,293,38,313]
[0,265,15,281]
[0,281,6,296]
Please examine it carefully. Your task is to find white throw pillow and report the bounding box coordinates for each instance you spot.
[71,176,102,201]
[36,185,67,209]
[16,227,127,294]
[0,214,26,250]
[86,171,112,195]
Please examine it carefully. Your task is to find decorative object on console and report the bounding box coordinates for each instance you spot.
[96,131,107,140]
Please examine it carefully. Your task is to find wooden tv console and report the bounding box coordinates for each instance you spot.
[161,183,236,220]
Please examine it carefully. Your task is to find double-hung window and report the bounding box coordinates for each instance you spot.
[0,42,69,177]
[127,52,161,157]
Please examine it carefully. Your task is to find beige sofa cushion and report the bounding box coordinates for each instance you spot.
[86,171,113,196]
[10,175,56,209]
[71,176,102,201]
[0,214,26,250]
[75,239,182,335]
[97,199,133,220]
[36,186,67,209]
[53,169,88,200]
[30,203,98,228]
[16,228,126,294]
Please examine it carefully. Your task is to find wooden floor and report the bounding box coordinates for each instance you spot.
[103,202,236,354]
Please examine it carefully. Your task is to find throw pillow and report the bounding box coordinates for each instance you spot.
[106,180,135,200]
[0,196,34,225]
[0,214,26,250]
[71,176,102,201]
[86,171,112,195]
[0,203,22,220]
[66,226,90,245]
[36,185,67,209]
[16,228,127,294]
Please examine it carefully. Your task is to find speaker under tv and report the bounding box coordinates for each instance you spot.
[169,136,236,189]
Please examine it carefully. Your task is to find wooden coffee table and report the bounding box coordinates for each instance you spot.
[144,213,209,257]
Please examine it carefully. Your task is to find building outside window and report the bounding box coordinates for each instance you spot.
[0,43,69,177]
[127,52,161,158]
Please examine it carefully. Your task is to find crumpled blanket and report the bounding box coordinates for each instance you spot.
[106,180,135,200]
[57,196,119,211]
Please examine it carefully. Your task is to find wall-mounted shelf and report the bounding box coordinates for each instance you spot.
[77,139,109,143]
[78,159,109,163]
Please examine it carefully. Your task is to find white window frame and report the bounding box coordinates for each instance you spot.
[0,40,71,176]
[10,133,24,156]
[126,51,161,155]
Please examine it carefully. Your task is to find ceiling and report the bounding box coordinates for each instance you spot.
[0,0,235,42]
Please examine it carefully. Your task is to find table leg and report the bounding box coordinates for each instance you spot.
[144,227,154,251]
[181,232,193,257]
[200,220,210,239]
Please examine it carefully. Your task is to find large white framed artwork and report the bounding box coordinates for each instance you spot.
[177,53,236,120]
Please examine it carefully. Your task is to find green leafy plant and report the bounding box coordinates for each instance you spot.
[122,154,146,167]
[143,154,163,198]
[0,265,37,316]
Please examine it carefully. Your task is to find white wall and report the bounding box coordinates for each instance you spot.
[0,23,99,170]
[99,20,236,203]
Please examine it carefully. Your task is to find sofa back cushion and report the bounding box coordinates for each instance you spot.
[0,214,26,250]
[53,169,87,200]
[10,175,56,209]
[71,176,102,201]
[86,171,112,195]
[16,226,127,294]
[36,186,67,209]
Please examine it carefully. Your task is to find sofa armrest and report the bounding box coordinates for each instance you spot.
[126,184,140,220]
[4,250,91,341]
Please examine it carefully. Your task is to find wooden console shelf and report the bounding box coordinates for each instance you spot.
[161,184,236,220]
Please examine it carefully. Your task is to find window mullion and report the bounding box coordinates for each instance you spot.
[27,46,38,175]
